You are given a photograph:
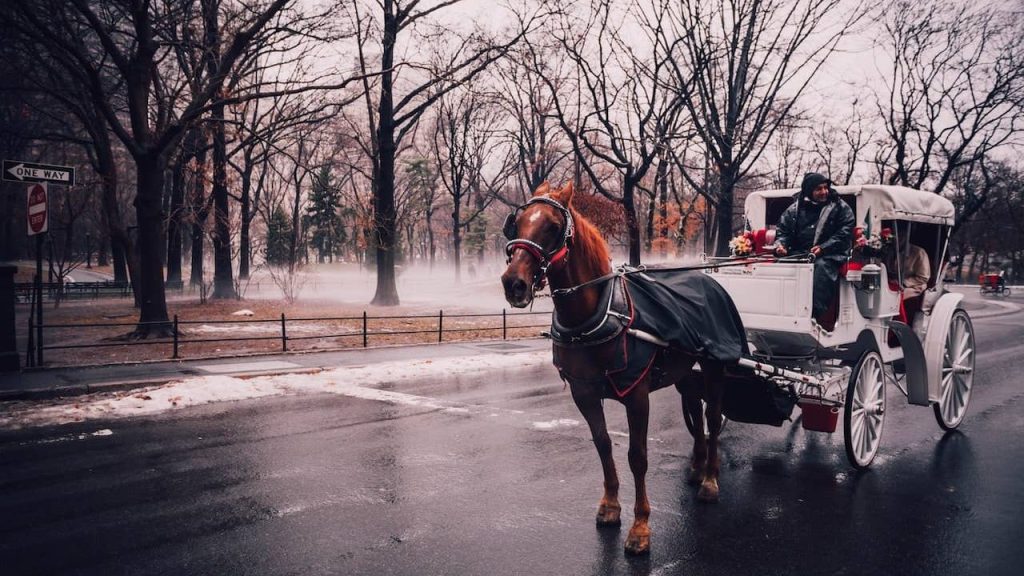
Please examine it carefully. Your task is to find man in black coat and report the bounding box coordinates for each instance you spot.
[774,172,855,328]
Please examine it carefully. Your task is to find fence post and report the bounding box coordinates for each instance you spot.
[172,315,179,359]
[281,313,288,352]
[502,309,507,340]
[438,310,443,343]
[26,311,34,368]
[362,311,367,348]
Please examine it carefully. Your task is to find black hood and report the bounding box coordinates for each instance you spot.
[800,172,834,201]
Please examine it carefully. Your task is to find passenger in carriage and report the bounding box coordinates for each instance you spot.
[773,172,856,329]
[896,226,930,301]
[891,223,931,323]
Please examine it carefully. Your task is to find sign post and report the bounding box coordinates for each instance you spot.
[27,183,48,367]
[5,159,75,368]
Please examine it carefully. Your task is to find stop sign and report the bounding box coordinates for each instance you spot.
[27,182,47,235]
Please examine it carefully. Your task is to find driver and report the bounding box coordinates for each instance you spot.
[774,172,855,328]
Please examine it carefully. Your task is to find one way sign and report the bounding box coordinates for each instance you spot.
[3,160,75,186]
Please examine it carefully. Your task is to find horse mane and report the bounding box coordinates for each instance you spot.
[568,205,612,276]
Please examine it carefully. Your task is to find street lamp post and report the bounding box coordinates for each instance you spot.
[86,232,91,269]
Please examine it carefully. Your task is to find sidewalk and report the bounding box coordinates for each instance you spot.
[0,338,552,402]
[0,291,1017,403]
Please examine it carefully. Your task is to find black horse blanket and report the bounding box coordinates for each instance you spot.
[551,268,749,397]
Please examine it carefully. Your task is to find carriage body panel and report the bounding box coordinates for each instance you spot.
[709,261,901,361]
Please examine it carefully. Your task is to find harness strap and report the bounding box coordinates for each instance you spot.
[549,255,812,297]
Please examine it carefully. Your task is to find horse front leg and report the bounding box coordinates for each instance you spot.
[698,362,725,503]
[622,388,652,555]
[571,388,621,527]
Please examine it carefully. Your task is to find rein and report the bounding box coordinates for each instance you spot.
[502,196,812,300]
[548,253,813,297]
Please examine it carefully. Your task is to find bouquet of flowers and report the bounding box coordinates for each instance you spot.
[729,232,754,257]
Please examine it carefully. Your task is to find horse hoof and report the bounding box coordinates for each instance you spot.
[687,467,704,486]
[596,503,622,527]
[697,480,720,503]
[624,532,651,556]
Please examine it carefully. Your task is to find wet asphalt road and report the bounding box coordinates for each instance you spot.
[2,295,1023,576]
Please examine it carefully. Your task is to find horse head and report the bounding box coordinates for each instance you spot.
[500,182,575,308]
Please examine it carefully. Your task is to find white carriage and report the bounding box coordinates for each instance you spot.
[707,185,975,468]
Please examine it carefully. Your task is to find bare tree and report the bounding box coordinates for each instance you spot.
[872,0,1024,220]
[0,6,140,292]
[349,0,537,305]
[535,0,684,265]
[493,43,575,204]
[8,0,363,335]
[665,0,869,255]
[431,86,504,281]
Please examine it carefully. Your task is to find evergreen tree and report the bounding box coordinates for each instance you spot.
[306,166,343,263]
[265,206,293,266]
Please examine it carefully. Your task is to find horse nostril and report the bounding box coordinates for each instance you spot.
[513,278,528,298]
[502,274,528,301]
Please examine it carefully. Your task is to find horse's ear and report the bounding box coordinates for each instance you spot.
[553,182,574,205]
[533,181,551,197]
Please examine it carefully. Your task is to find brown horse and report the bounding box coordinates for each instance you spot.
[500,182,730,556]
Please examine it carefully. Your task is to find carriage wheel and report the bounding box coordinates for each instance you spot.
[682,399,727,437]
[933,310,975,430]
[1001,286,1011,297]
[844,350,886,469]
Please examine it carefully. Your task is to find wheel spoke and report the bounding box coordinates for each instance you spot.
[953,375,967,408]
[956,346,973,366]
[942,372,955,403]
[956,328,970,356]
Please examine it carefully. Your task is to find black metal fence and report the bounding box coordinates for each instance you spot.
[25,309,551,367]
[16,281,133,301]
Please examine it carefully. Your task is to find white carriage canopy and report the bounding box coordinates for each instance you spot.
[744,185,956,230]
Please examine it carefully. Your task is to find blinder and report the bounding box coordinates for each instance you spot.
[502,212,517,241]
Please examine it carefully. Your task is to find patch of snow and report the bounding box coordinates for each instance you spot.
[531,418,581,430]
[191,323,345,335]
[0,351,551,430]
[231,309,255,316]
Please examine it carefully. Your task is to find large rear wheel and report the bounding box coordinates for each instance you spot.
[933,309,975,430]
[844,350,886,469]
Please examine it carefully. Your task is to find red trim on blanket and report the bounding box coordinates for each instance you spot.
[604,277,654,398]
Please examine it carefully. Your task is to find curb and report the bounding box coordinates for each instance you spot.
[0,367,326,403]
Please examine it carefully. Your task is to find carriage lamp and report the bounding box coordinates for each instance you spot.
[859,263,881,292]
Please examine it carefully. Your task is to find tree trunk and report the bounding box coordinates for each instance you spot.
[93,128,135,293]
[715,175,737,257]
[427,208,436,269]
[211,101,236,299]
[134,153,173,335]
[644,190,655,253]
[165,155,186,288]
[239,167,252,279]
[452,203,462,284]
[189,141,209,287]
[167,128,201,288]
[622,179,641,265]
[97,237,108,267]
[371,1,400,306]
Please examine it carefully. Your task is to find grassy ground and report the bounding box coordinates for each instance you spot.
[12,263,551,368]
